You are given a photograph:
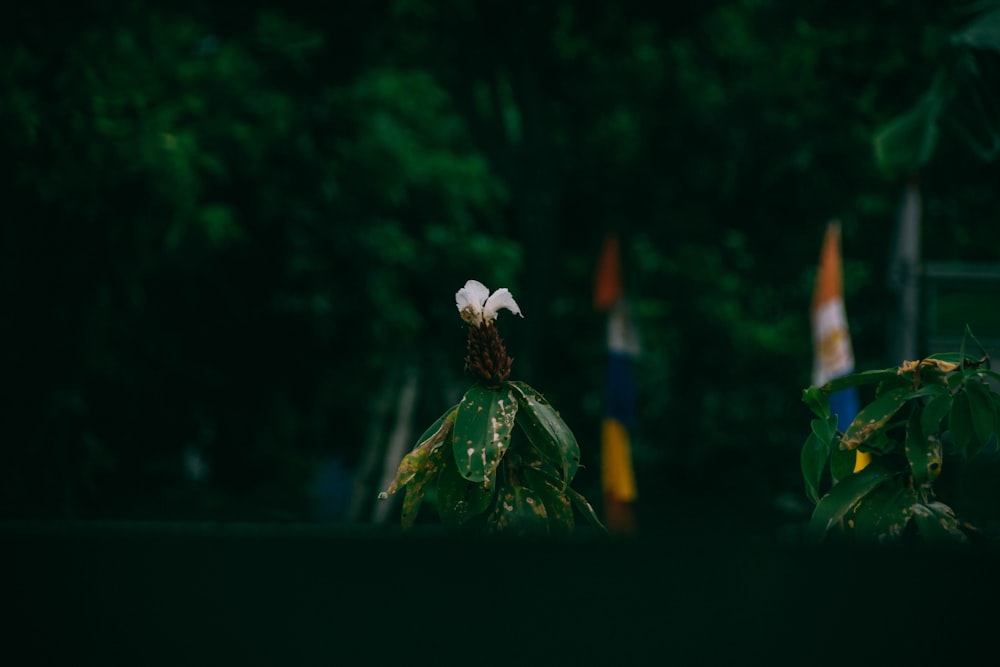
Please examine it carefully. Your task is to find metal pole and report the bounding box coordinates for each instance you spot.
[887,175,922,364]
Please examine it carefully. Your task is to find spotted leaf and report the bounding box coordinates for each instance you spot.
[905,407,942,488]
[400,445,448,529]
[808,456,904,543]
[508,380,580,486]
[379,405,457,499]
[520,463,575,537]
[488,465,550,536]
[910,501,969,544]
[436,444,494,530]
[452,384,517,483]
[841,386,911,450]
[848,480,919,544]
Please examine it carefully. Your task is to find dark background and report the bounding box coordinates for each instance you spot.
[3,0,1000,534]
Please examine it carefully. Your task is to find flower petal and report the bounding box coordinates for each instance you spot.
[456,279,490,324]
[483,288,522,321]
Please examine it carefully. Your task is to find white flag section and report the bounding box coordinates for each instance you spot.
[811,298,854,386]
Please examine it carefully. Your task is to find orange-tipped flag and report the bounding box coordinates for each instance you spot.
[811,221,866,471]
[594,232,639,534]
[594,232,623,310]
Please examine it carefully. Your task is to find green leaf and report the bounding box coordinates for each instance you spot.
[452,384,518,483]
[508,381,581,486]
[849,481,918,544]
[906,383,951,400]
[924,352,966,365]
[841,386,912,450]
[964,380,998,455]
[400,445,448,529]
[947,371,967,391]
[436,445,494,530]
[861,429,895,456]
[417,404,460,449]
[949,389,974,454]
[905,407,942,487]
[921,393,953,436]
[488,464,551,536]
[520,464,575,537]
[910,502,969,544]
[821,369,899,395]
[951,8,1000,54]
[873,93,944,177]
[378,405,457,499]
[801,433,826,505]
[510,443,577,535]
[811,414,838,442]
[565,485,606,532]
[808,457,904,543]
[963,324,990,359]
[830,446,858,483]
[802,386,829,419]
[801,415,836,504]
[874,375,913,397]
[981,369,1000,385]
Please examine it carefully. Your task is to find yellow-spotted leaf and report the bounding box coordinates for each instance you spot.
[848,481,919,544]
[452,384,517,483]
[809,457,904,543]
[400,445,447,529]
[841,386,911,450]
[910,502,969,544]
[489,469,550,536]
[519,459,576,537]
[905,407,942,487]
[436,444,494,530]
[508,381,581,486]
[379,405,457,499]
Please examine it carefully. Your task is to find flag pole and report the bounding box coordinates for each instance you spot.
[887,174,922,366]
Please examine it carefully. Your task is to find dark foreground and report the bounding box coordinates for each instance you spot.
[6,519,998,666]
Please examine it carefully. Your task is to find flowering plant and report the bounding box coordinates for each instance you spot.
[379,280,604,536]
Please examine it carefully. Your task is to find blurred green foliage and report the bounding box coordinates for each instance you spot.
[2,0,999,524]
[874,5,1000,176]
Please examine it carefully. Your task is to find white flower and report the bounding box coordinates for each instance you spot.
[456,279,523,325]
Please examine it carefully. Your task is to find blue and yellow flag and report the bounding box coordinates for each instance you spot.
[811,221,866,471]
[594,233,639,534]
